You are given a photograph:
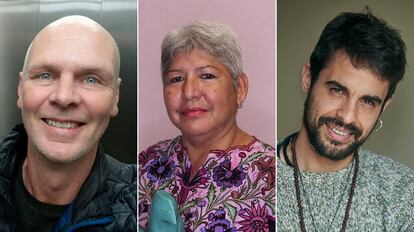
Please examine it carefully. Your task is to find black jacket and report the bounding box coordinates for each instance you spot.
[0,124,137,231]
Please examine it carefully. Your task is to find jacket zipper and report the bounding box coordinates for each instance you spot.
[63,217,113,232]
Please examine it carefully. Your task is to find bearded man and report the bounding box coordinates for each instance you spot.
[277,9,414,231]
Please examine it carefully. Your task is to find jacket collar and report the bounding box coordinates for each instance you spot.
[0,124,27,180]
[71,143,113,221]
[0,123,112,222]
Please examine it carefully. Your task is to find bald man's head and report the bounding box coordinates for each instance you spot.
[17,15,122,165]
[23,15,120,78]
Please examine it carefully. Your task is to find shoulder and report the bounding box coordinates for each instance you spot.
[223,137,275,165]
[0,124,25,159]
[102,154,136,210]
[253,138,276,152]
[104,154,136,185]
[239,137,275,156]
[246,138,275,166]
[358,147,414,200]
[359,148,414,180]
[354,148,414,227]
[0,124,26,178]
[103,155,136,203]
[138,136,181,167]
[102,155,137,229]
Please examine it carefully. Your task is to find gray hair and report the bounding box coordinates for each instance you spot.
[161,21,242,86]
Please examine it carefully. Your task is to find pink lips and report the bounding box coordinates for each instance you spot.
[182,107,207,117]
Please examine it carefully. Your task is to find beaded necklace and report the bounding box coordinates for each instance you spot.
[291,134,359,232]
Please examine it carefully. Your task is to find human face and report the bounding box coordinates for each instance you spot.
[17,25,120,164]
[302,52,391,160]
[163,49,246,140]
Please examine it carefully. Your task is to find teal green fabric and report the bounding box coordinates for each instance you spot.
[148,190,184,232]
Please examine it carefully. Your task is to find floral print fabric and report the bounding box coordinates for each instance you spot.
[139,136,276,231]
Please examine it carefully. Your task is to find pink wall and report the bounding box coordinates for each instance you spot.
[139,0,275,150]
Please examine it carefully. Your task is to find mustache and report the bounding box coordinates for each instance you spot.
[318,116,362,139]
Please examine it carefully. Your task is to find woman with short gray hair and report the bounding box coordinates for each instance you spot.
[139,21,275,231]
[161,21,242,87]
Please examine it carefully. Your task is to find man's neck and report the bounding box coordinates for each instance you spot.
[291,126,354,173]
[22,147,97,205]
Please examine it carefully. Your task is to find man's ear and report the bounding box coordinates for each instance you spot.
[110,78,121,117]
[236,72,249,107]
[301,63,312,95]
[17,72,24,109]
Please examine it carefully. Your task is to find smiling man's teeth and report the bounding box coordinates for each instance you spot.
[46,119,78,129]
[331,127,349,136]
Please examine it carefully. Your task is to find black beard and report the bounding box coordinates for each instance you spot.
[303,93,369,161]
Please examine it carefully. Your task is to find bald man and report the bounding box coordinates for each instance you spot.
[0,16,136,231]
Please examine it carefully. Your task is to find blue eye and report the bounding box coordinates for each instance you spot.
[38,73,52,81]
[85,76,99,84]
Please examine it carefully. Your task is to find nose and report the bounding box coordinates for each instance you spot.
[49,74,80,108]
[182,76,201,100]
[336,99,358,125]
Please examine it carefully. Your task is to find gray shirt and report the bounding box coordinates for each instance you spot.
[277,146,414,231]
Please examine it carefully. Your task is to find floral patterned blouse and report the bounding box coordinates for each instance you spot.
[139,136,276,231]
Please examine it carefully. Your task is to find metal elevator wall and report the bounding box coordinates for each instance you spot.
[0,0,137,164]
